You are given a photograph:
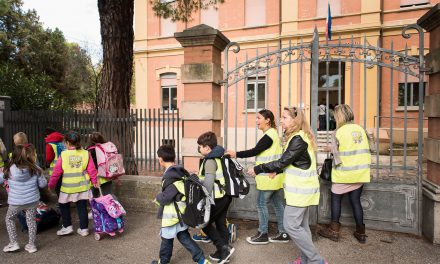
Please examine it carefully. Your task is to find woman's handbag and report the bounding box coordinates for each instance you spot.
[319,154,333,181]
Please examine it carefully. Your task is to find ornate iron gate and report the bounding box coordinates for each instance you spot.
[222,25,427,235]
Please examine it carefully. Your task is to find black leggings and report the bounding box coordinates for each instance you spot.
[331,186,364,226]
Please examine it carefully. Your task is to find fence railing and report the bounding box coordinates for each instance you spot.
[4,108,183,175]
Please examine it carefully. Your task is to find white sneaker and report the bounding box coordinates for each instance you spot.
[77,228,89,237]
[57,225,74,236]
[24,244,37,253]
[88,211,93,220]
[3,242,20,252]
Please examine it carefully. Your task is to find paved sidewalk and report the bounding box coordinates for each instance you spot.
[0,206,439,264]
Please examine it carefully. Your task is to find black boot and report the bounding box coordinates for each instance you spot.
[353,224,367,244]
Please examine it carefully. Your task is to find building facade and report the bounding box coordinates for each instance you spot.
[134,0,438,147]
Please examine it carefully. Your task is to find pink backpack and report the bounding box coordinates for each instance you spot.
[90,142,125,179]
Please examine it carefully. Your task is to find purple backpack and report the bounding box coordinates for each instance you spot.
[91,198,124,236]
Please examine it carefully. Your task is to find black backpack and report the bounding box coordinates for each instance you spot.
[219,155,250,198]
[18,202,60,233]
[173,171,214,229]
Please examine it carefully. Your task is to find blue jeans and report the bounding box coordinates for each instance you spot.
[256,189,285,233]
[159,229,204,264]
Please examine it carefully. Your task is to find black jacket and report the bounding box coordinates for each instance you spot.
[155,165,186,219]
[254,135,312,174]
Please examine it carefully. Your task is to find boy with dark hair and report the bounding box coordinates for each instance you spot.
[151,145,210,264]
[197,132,235,264]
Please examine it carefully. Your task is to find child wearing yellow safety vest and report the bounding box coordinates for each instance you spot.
[151,145,210,264]
[249,107,328,264]
[197,132,234,264]
[226,109,289,245]
[48,131,99,237]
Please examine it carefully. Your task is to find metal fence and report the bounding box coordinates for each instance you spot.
[4,108,183,174]
[221,25,427,235]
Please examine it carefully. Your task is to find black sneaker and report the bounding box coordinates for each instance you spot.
[219,245,235,264]
[269,232,290,243]
[246,231,269,245]
[210,249,230,263]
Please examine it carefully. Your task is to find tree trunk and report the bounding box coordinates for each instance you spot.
[98,0,137,174]
[98,0,133,110]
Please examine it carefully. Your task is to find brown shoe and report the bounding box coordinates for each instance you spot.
[353,224,367,244]
[318,221,341,242]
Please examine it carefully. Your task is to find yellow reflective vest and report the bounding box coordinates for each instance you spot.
[332,124,371,183]
[255,128,284,190]
[48,143,61,176]
[60,149,91,194]
[199,158,225,199]
[283,131,320,207]
[161,180,186,227]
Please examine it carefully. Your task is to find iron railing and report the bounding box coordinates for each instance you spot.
[4,109,183,174]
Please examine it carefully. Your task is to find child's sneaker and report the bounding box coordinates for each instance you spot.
[3,242,20,252]
[219,245,235,264]
[77,228,89,237]
[57,225,74,236]
[209,250,230,263]
[197,257,212,264]
[192,232,212,243]
[269,232,290,243]
[24,244,37,253]
[228,223,236,243]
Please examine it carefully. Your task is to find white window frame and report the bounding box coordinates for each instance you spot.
[245,76,266,111]
[161,85,177,111]
[397,82,427,110]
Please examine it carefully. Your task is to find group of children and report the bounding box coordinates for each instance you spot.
[0,130,112,253]
[153,108,329,264]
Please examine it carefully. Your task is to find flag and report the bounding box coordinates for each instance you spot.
[326,3,332,41]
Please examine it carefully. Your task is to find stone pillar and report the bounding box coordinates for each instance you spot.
[418,4,440,244]
[175,25,229,171]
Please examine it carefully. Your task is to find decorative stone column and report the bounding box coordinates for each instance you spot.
[175,25,229,171]
[418,4,440,244]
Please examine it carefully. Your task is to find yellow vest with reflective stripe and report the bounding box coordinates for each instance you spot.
[48,143,61,176]
[283,131,320,207]
[199,158,225,199]
[255,128,284,190]
[332,124,371,183]
[161,180,186,227]
[60,149,91,194]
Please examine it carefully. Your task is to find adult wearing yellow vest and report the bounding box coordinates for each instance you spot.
[249,107,327,264]
[151,145,210,264]
[197,131,234,264]
[318,104,371,244]
[226,109,289,245]
[48,131,99,237]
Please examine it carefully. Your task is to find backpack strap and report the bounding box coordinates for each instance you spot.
[173,200,184,227]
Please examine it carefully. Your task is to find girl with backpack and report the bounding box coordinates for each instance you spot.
[248,107,328,264]
[1,144,47,253]
[87,132,113,197]
[226,109,289,245]
[48,131,99,237]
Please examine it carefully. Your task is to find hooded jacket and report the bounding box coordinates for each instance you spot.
[200,145,225,197]
[6,164,47,206]
[45,132,64,164]
[155,165,187,219]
